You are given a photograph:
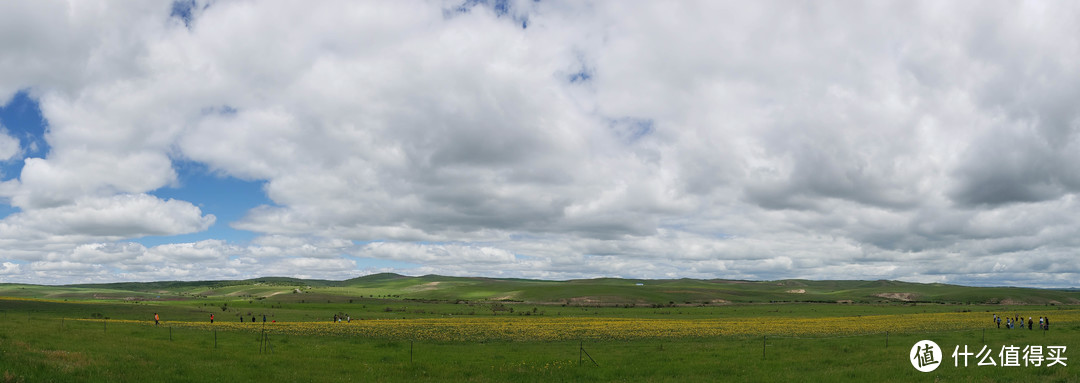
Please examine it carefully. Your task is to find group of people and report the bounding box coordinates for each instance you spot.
[333,314,351,323]
[993,314,1049,330]
[154,313,275,324]
[236,314,270,323]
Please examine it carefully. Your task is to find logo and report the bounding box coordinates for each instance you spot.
[911,340,942,372]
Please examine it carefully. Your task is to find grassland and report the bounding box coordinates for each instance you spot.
[1,275,1078,382]
[8,273,1074,306]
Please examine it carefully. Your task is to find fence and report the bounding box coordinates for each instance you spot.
[26,315,1068,370]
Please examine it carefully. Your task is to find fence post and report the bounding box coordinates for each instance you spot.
[258,329,273,354]
[578,341,599,367]
[263,332,273,354]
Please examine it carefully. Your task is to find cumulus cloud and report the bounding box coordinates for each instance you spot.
[148,240,241,263]
[1,1,1079,287]
[358,242,517,265]
[0,262,20,275]
[0,194,214,249]
[0,128,19,162]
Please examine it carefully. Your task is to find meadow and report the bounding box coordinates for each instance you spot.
[1,275,1078,382]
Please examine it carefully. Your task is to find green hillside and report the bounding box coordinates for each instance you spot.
[3,274,1078,306]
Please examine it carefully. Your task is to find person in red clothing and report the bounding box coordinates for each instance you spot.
[210,314,214,323]
[154,313,160,326]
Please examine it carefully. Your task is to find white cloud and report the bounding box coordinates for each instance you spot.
[1,1,1079,287]
[63,242,146,264]
[0,261,20,275]
[0,127,19,162]
[0,194,214,250]
[358,242,517,265]
[0,0,171,100]
[248,235,353,259]
[148,240,240,262]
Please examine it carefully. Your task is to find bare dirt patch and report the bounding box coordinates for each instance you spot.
[492,292,521,301]
[263,291,291,298]
[569,296,602,304]
[875,292,918,301]
[91,293,185,301]
[786,289,806,294]
[410,282,443,291]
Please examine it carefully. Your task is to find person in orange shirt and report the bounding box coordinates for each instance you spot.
[154,313,160,326]
[210,314,214,323]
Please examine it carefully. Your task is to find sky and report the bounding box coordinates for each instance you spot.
[1,1,1079,287]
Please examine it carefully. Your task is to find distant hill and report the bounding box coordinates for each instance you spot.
[3,274,1079,305]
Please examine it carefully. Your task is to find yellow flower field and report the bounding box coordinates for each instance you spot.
[80,310,1080,342]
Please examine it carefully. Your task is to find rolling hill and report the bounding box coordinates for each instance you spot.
[2,274,1078,305]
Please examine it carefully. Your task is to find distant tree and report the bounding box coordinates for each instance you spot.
[490,303,510,315]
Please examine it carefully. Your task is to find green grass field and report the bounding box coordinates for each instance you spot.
[1,276,1077,382]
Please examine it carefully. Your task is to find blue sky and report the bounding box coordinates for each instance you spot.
[1,92,263,246]
[144,161,267,246]
[0,91,45,218]
[2,1,1080,287]
[0,91,48,187]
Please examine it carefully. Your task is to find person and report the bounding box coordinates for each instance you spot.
[240,316,244,323]
[996,316,1001,328]
[154,313,160,326]
[251,316,256,322]
[346,314,350,323]
[333,314,338,322]
[263,314,266,323]
[210,314,214,324]
[1045,316,1049,330]
[1028,317,1033,330]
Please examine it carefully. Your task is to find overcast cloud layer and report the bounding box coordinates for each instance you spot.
[1,1,1079,287]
